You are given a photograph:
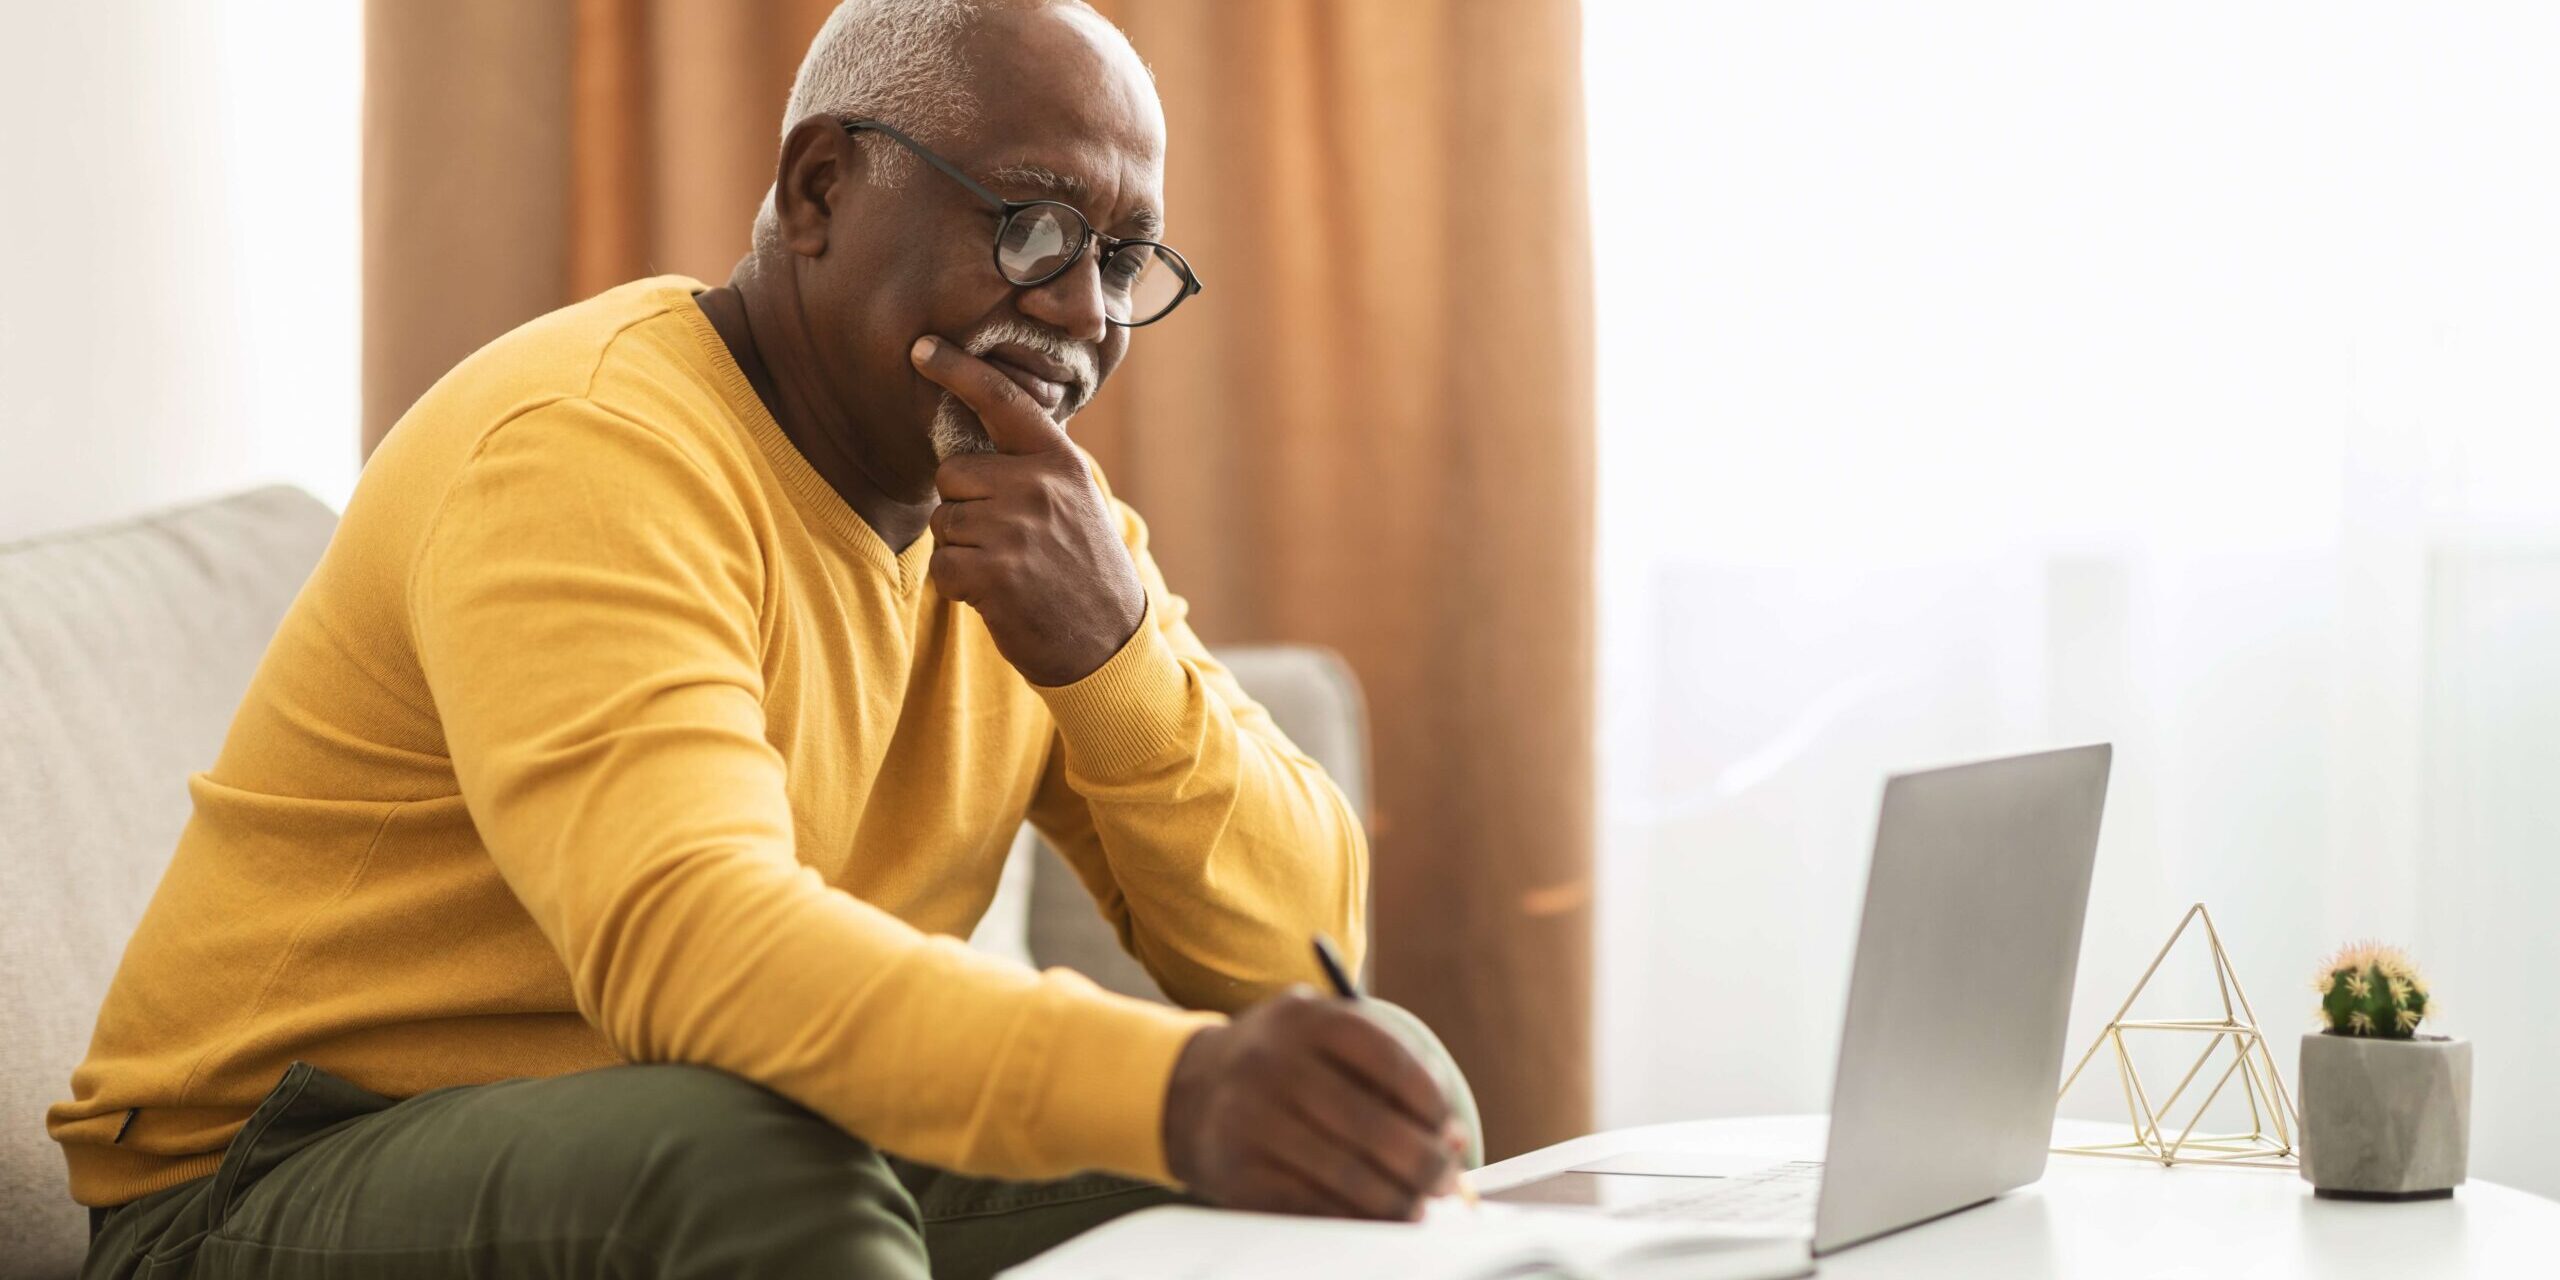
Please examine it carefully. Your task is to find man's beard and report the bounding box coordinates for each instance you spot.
[928,397,999,459]
[927,319,1098,459]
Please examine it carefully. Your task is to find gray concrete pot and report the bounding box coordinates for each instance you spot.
[2298,1032,2471,1200]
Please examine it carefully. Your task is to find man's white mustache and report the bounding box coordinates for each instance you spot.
[964,320,1098,414]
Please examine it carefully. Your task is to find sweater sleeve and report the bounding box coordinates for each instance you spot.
[1024,466,1371,1013]
[407,400,1214,1183]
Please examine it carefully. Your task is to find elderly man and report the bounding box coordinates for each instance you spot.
[53,1,1475,1275]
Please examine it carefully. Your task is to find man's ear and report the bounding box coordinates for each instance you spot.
[773,115,857,258]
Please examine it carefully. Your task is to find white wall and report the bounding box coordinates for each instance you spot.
[0,1,360,542]
[1588,2,2560,1199]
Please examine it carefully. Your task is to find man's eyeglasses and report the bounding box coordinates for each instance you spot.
[841,118,1202,328]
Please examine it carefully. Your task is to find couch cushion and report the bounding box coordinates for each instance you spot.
[0,487,336,1277]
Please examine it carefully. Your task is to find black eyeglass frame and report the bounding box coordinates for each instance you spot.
[840,117,1203,328]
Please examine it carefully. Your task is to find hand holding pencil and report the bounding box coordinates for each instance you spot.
[1158,940,1473,1221]
[1311,934,1481,1211]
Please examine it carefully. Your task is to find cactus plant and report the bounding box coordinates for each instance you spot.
[2314,942,2428,1039]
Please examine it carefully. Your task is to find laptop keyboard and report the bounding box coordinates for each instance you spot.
[1604,1161,1825,1224]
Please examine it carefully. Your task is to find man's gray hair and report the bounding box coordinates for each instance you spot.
[749,0,1122,256]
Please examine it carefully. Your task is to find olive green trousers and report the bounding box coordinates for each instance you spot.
[81,1005,1478,1280]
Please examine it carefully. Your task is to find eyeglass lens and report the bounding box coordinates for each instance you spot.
[996,204,1187,324]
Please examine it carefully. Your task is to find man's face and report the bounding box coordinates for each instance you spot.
[795,6,1168,469]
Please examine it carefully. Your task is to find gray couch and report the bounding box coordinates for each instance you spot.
[0,486,1368,1277]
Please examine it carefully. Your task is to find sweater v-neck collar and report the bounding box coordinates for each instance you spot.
[666,280,935,594]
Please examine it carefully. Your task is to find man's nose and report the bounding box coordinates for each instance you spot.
[1016,246,1110,344]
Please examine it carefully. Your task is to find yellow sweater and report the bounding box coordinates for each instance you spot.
[49,277,1367,1207]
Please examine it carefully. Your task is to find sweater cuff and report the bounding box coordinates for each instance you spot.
[1031,983,1223,1184]
[1035,601,1193,778]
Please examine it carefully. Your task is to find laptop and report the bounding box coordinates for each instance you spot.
[1489,744,2114,1257]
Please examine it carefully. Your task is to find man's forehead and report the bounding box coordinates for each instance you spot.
[979,158,1163,239]
[955,5,1167,236]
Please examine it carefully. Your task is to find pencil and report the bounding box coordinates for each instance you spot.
[1310,935,1481,1209]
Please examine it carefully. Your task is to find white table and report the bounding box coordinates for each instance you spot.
[1475,1117,2558,1278]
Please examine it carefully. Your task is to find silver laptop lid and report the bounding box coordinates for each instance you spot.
[1812,744,2112,1255]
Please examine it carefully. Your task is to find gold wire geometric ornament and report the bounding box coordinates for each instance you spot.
[2053,903,2301,1168]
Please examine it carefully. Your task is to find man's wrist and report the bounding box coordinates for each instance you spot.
[1160,1023,1224,1189]
[1026,590,1147,688]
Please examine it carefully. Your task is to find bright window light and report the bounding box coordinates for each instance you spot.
[1586,0,2560,1201]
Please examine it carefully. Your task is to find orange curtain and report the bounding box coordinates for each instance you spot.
[362,0,1593,1161]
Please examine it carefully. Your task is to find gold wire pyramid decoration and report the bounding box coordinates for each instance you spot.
[2053,903,2301,1168]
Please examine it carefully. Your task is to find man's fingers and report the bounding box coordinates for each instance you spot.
[1237,1147,1372,1219]
[1249,1104,1424,1221]
[910,335,1071,457]
[927,498,982,547]
[927,544,989,602]
[933,453,1002,501]
[1280,1074,1455,1202]
[1311,1012,1453,1134]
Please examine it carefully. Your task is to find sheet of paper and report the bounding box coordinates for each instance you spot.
[1001,1201,1812,1280]
[1001,1205,1540,1280]
[1570,1150,1786,1178]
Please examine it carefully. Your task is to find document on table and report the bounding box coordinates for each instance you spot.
[995,1200,1813,1280]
